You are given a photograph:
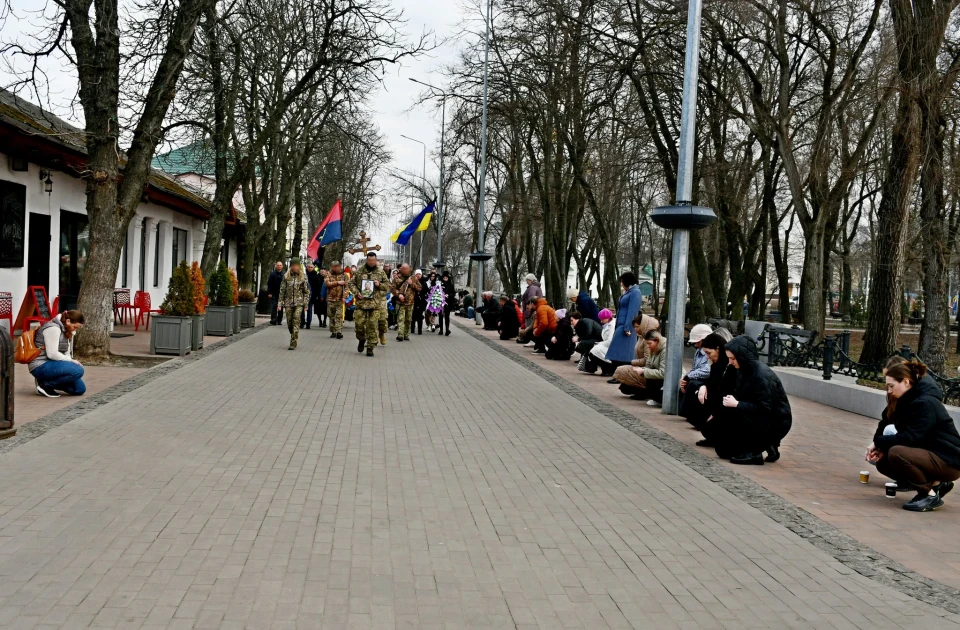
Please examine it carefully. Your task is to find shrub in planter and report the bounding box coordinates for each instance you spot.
[238,288,257,328]
[189,262,206,350]
[230,269,241,333]
[205,262,235,336]
[151,262,195,356]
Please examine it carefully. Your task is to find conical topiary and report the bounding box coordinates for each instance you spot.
[229,268,239,306]
[209,261,234,307]
[189,261,205,314]
[161,261,196,317]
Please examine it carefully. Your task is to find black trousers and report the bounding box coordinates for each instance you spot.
[269,296,283,324]
[438,308,452,333]
[702,409,788,458]
[679,379,708,427]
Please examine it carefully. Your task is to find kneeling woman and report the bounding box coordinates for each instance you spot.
[29,310,86,398]
[867,361,960,512]
[709,336,792,465]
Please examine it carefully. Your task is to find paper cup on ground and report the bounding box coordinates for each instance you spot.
[859,471,870,483]
[885,483,897,498]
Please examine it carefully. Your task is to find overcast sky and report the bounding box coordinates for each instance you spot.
[0,0,470,252]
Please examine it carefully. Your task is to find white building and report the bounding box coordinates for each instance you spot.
[0,89,239,333]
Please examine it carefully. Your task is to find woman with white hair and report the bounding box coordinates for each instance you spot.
[518,273,543,346]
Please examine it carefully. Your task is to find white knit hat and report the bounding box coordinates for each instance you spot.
[688,324,713,343]
[414,269,422,276]
[524,273,538,283]
[566,289,578,300]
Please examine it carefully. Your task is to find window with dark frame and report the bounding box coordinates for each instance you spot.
[0,179,27,267]
[172,227,188,274]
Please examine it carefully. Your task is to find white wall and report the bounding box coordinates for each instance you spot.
[1,150,210,332]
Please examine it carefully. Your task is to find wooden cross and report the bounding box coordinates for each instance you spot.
[347,230,382,256]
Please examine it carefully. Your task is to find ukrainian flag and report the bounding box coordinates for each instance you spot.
[391,201,435,246]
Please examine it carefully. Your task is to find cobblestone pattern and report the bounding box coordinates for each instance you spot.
[453,321,960,616]
[0,323,956,629]
[0,322,270,458]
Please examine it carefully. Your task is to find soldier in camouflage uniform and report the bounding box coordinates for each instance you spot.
[278,258,310,350]
[391,263,421,341]
[324,260,348,339]
[350,252,389,356]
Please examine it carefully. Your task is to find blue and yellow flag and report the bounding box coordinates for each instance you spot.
[390,201,435,246]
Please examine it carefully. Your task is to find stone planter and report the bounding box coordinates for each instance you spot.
[238,302,256,328]
[191,314,205,350]
[205,305,234,337]
[233,305,242,334]
[150,315,193,356]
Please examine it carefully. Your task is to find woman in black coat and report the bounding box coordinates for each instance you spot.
[545,313,575,360]
[411,271,428,335]
[497,295,521,340]
[868,361,960,512]
[438,271,457,336]
[683,332,731,431]
[705,335,792,465]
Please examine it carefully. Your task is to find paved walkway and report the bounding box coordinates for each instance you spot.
[0,323,957,628]
[463,321,960,591]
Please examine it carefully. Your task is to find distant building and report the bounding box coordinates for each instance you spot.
[0,90,239,333]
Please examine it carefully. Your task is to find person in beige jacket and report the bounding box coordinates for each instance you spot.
[615,321,666,405]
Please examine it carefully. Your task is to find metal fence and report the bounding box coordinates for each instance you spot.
[763,327,960,406]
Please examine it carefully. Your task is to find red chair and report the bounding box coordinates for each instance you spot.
[0,292,12,338]
[22,289,57,332]
[133,291,162,331]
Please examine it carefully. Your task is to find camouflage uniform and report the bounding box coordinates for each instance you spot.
[350,263,389,353]
[279,268,310,349]
[391,271,421,340]
[325,271,347,335]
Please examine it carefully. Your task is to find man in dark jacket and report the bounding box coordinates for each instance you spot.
[479,292,500,330]
[498,295,521,340]
[545,313,575,360]
[301,262,323,329]
[715,335,792,465]
[570,312,603,357]
[267,261,285,325]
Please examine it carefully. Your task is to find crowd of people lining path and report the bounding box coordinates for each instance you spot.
[473,271,960,514]
[25,256,960,514]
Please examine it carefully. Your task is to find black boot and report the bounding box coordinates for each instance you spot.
[730,453,764,465]
[765,445,781,463]
[358,339,365,353]
[366,347,374,357]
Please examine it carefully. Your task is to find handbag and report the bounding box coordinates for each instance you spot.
[14,329,41,364]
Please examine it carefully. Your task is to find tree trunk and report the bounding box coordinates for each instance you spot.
[798,224,826,333]
[861,96,921,363]
[291,181,304,257]
[918,106,948,372]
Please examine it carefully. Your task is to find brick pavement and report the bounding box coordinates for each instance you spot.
[461,321,960,593]
[0,323,957,628]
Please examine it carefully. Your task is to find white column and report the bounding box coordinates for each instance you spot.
[128,218,143,291]
[142,218,157,293]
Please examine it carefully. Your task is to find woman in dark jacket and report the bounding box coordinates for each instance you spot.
[567,289,601,323]
[498,295,521,340]
[683,331,731,430]
[868,361,960,512]
[412,270,428,335]
[438,271,456,336]
[545,311,575,360]
[707,335,792,465]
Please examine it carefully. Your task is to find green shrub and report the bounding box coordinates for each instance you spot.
[161,261,196,316]
[209,261,234,307]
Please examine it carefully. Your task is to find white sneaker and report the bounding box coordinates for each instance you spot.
[524,341,535,348]
[571,353,581,362]
[646,399,661,407]
[36,385,60,398]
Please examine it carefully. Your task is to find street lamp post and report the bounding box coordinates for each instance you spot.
[470,0,495,321]
[399,134,427,267]
[650,0,716,415]
[408,78,449,270]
